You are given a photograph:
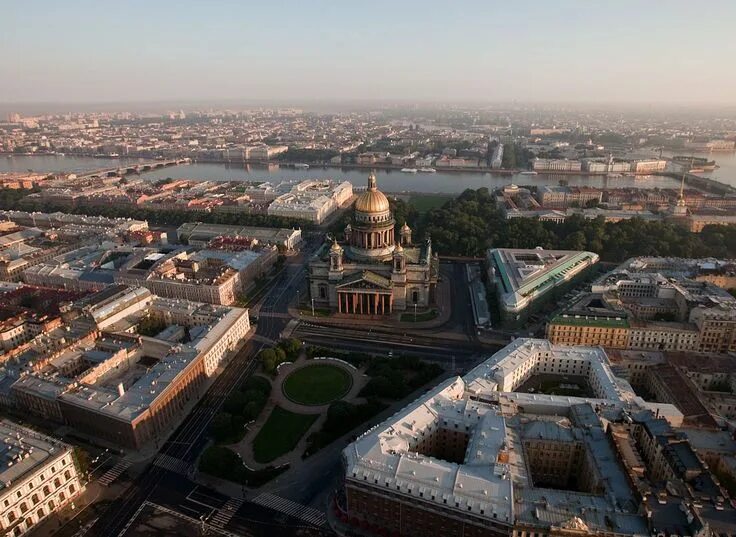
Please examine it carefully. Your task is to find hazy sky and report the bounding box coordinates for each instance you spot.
[4,0,736,105]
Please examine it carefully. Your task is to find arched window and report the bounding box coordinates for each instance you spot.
[7,511,16,523]
[37,508,44,519]
[31,494,39,505]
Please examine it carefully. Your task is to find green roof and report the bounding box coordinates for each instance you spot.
[550,315,629,328]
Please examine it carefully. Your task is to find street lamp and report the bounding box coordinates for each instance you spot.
[414,303,417,322]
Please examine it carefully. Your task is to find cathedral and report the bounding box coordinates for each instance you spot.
[309,173,439,315]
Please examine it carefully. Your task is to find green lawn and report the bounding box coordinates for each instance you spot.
[252,406,318,463]
[282,364,352,405]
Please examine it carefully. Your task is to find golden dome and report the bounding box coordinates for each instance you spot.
[355,172,390,214]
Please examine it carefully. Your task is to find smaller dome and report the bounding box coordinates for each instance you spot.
[394,242,404,253]
[401,222,411,231]
[330,240,342,252]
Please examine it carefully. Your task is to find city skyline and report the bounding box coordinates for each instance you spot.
[5,0,736,105]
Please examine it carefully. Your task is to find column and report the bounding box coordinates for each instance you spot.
[374,293,379,315]
[353,292,357,314]
[338,292,342,313]
[381,294,385,315]
[389,294,393,314]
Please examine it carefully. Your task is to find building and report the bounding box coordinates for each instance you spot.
[1,287,251,449]
[244,144,289,160]
[309,173,438,314]
[547,258,736,353]
[177,222,302,250]
[487,247,599,325]
[341,339,735,537]
[267,180,352,224]
[0,419,84,537]
[114,247,277,305]
[532,158,582,172]
[631,159,667,174]
[535,185,603,209]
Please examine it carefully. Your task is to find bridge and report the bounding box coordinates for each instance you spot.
[75,158,191,180]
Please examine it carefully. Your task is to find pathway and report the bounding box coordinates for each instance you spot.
[228,353,367,471]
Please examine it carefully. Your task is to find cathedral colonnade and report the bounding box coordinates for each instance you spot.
[337,290,393,315]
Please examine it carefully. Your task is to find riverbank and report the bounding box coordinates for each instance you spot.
[0,154,684,194]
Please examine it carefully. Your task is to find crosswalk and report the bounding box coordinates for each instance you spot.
[251,493,326,527]
[210,498,243,528]
[98,460,130,486]
[152,453,191,475]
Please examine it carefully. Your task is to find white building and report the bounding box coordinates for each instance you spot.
[267,180,353,224]
[532,158,582,172]
[0,420,84,537]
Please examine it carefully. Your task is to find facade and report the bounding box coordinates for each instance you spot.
[532,158,582,172]
[535,186,603,209]
[340,339,735,537]
[631,159,667,174]
[309,173,438,314]
[0,420,84,537]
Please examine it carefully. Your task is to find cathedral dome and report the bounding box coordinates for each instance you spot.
[355,173,390,214]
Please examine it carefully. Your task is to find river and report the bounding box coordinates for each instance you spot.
[0,154,708,194]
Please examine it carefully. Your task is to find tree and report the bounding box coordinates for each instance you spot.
[278,338,301,360]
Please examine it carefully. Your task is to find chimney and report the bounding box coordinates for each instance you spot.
[117,382,125,397]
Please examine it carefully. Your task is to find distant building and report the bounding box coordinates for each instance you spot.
[0,419,84,537]
[535,185,602,208]
[267,180,352,224]
[631,159,667,174]
[532,158,582,172]
[244,145,288,160]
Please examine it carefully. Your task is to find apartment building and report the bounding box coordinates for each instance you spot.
[0,420,84,537]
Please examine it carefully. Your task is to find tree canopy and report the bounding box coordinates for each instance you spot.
[419,188,736,261]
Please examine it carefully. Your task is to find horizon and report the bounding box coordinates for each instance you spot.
[5,0,736,107]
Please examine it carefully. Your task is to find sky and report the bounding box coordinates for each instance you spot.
[3,0,736,106]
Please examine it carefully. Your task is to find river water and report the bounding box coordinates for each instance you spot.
[5,153,728,194]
